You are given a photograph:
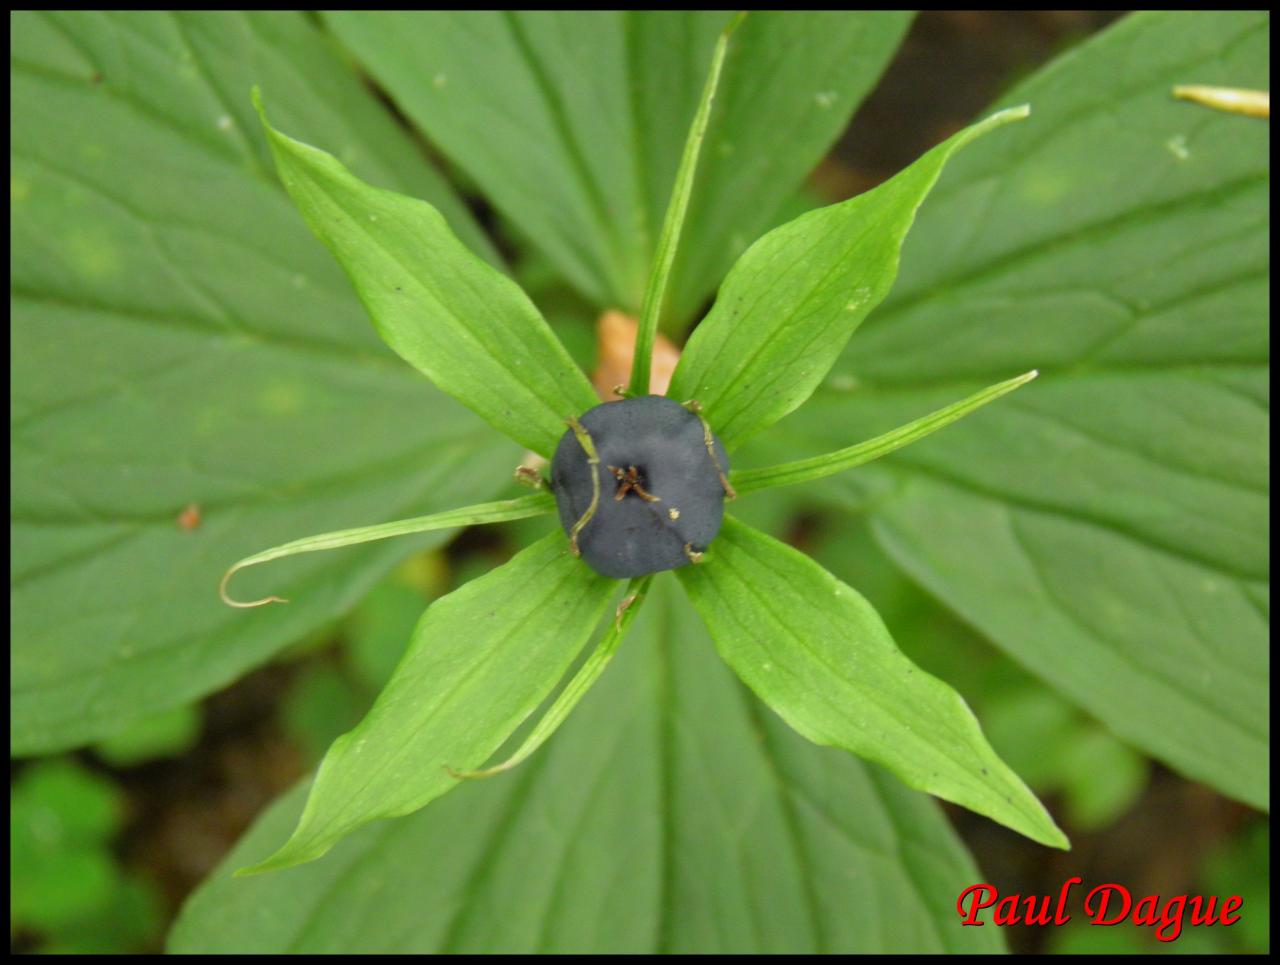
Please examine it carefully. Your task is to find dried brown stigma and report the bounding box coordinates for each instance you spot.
[608,464,661,503]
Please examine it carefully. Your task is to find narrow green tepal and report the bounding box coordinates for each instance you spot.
[731,370,1038,495]
[252,88,599,458]
[451,574,653,780]
[677,517,1069,850]
[237,531,615,875]
[219,492,556,608]
[629,13,742,397]
[668,105,1031,451]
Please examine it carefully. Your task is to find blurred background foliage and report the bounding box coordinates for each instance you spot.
[9,10,1267,955]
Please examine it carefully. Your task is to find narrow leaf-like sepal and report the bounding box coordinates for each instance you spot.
[254,90,599,456]
[629,14,741,396]
[220,493,556,607]
[731,370,1037,495]
[668,105,1030,450]
[238,531,614,874]
[677,516,1068,850]
[450,575,652,779]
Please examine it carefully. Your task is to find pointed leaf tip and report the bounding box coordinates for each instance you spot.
[237,532,614,872]
[678,518,1069,850]
[669,104,1037,450]
[254,105,599,455]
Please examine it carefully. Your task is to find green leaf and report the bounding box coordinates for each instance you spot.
[281,664,366,765]
[343,577,439,693]
[453,575,653,780]
[732,369,1038,495]
[92,703,202,767]
[677,517,1068,849]
[170,578,1002,953]
[241,531,615,874]
[37,873,164,955]
[11,10,518,754]
[810,513,1151,833]
[219,492,554,607]
[795,10,1269,808]
[1055,727,1149,831]
[1202,821,1270,953]
[668,106,1030,452]
[629,15,738,396]
[11,759,126,845]
[11,759,128,932]
[322,11,912,323]
[255,95,599,457]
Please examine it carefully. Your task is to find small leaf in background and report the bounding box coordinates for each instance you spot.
[37,875,164,955]
[1202,820,1270,953]
[10,10,518,755]
[10,760,127,933]
[678,517,1067,849]
[1055,727,1149,831]
[170,579,1002,953]
[280,664,367,765]
[243,532,615,873]
[669,106,1029,451]
[322,11,912,324]
[93,703,202,768]
[784,8,1269,810]
[10,758,124,843]
[343,572,440,694]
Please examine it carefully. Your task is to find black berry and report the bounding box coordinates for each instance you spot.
[550,395,730,579]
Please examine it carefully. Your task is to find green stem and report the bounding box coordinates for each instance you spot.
[629,12,744,396]
[219,492,556,608]
[731,370,1039,496]
[448,574,653,780]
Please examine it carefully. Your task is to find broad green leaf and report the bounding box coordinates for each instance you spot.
[322,11,912,324]
[452,575,653,780]
[811,511,1152,834]
[10,11,520,754]
[677,517,1068,849]
[668,106,1030,452]
[242,531,615,874]
[791,10,1270,808]
[170,579,1002,953]
[256,98,599,457]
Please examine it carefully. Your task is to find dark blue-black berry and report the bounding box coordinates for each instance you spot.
[550,395,731,579]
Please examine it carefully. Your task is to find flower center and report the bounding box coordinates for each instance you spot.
[608,464,660,503]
